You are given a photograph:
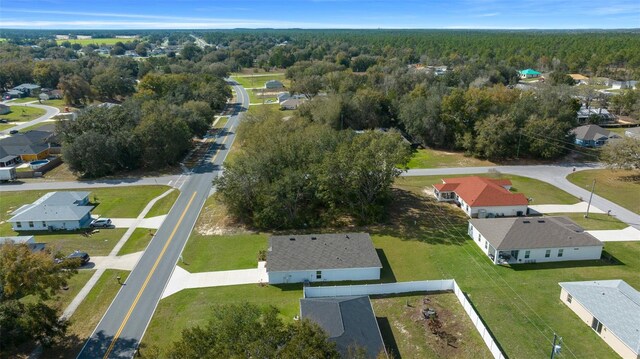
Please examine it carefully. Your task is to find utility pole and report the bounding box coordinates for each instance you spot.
[550,333,562,359]
[585,179,596,218]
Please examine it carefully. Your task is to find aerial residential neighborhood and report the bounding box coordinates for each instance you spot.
[0,3,639,359]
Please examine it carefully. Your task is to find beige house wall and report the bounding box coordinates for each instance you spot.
[560,288,639,359]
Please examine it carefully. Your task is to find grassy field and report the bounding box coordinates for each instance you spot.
[42,99,68,110]
[231,73,287,89]
[246,103,282,116]
[144,189,179,218]
[407,148,496,169]
[55,38,134,46]
[372,292,492,359]
[41,270,130,359]
[567,169,640,214]
[554,213,629,230]
[0,105,46,122]
[117,228,155,256]
[18,120,59,132]
[179,233,268,272]
[8,97,38,103]
[139,174,634,358]
[34,228,126,256]
[396,173,579,205]
[248,89,278,104]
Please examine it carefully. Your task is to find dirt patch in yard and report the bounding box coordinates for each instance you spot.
[195,194,245,236]
[372,292,491,359]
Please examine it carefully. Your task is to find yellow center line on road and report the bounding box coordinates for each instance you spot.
[102,191,198,359]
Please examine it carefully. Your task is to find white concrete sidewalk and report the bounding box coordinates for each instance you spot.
[90,252,144,270]
[528,202,605,214]
[587,226,640,242]
[161,261,269,299]
[109,215,167,229]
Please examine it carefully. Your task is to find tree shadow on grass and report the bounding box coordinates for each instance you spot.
[371,188,468,246]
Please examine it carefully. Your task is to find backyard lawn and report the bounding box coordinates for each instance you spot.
[407,148,496,169]
[41,270,130,359]
[567,169,640,214]
[372,293,492,359]
[0,105,46,122]
[178,233,268,272]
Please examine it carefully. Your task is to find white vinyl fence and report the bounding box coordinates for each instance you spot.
[304,279,506,359]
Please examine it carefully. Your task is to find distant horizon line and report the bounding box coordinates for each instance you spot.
[2,27,640,31]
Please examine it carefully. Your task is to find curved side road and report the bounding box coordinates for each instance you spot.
[403,164,640,230]
[0,101,60,135]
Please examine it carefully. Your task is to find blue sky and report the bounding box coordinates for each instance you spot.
[1,0,639,29]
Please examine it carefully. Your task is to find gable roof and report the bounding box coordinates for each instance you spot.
[9,192,92,222]
[571,125,611,141]
[300,296,386,358]
[13,83,41,91]
[267,233,382,272]
[559,280,640,355]
[569,74,589,81]
[469,216,603,250]
[0,129,57,157]
[433,176,528,207]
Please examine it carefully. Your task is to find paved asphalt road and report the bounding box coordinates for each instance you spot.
[77,81,248,359]
[403,163,640,229]
[0,101,59,135]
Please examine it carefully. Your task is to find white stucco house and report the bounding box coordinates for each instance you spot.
[433,176,529,218]
[468,216,603,265]
[559,280,640,359]
[9,192,93,231]
[266,233,382,284]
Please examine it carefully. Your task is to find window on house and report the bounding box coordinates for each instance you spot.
[567,294,572,303]
[42,221,46,227]
[478,235,481,242]
[316,271,322,279]
[28,221,34,228]
[524,250,530,259]
[545,250,551,258]
[558,249,564,257]
[484,242,488,249]
[591,318,603,334]
[16,222,22,228]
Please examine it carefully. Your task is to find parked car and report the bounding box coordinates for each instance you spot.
[0,119,8,123]
[90,218,112,228]
[56,250,90,265]
[9,130,19,134]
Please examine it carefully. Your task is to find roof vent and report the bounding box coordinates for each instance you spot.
[289,237,295,241]
[538,220,545,223]
[523,220,530,223]
[311,236,317,240]
[345,235,350,239]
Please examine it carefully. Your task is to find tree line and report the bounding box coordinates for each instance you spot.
[215,112,411,230]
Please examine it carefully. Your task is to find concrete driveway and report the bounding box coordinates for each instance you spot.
[528,202,605,214]
[587,227,640,242]
[109,215,167,229]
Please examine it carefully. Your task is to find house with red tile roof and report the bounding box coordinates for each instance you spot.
[432,176,529,218]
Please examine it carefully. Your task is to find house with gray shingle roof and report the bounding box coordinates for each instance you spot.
[300,296,387,359]
[9,192,93,231]
[559,280,640,359]
[468,217,603,265]
[266,233,382,284]
[0,236,45,252]
[572,124,615,147]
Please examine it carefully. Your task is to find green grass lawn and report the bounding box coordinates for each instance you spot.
[552,213,629,230]
[246,103,282,116]
[231,73,287,89]
[41,270,130,359]
[179,233,268,272]
[248,89,278,104]
[9,97,38,103]
[117,228,155,256]
[144,189,179,218]
[18,120,60,132]
[407,148,496,169]
[396,173,578,205]
[213,116,229,129]
[142,284,303,353]
[0,105,46,122]
[35,228,127,256]
[42,99,67,110]
[56,38,134,46]
[567,169,640,214]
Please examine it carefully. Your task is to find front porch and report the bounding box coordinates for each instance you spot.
[433,188,457,202]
